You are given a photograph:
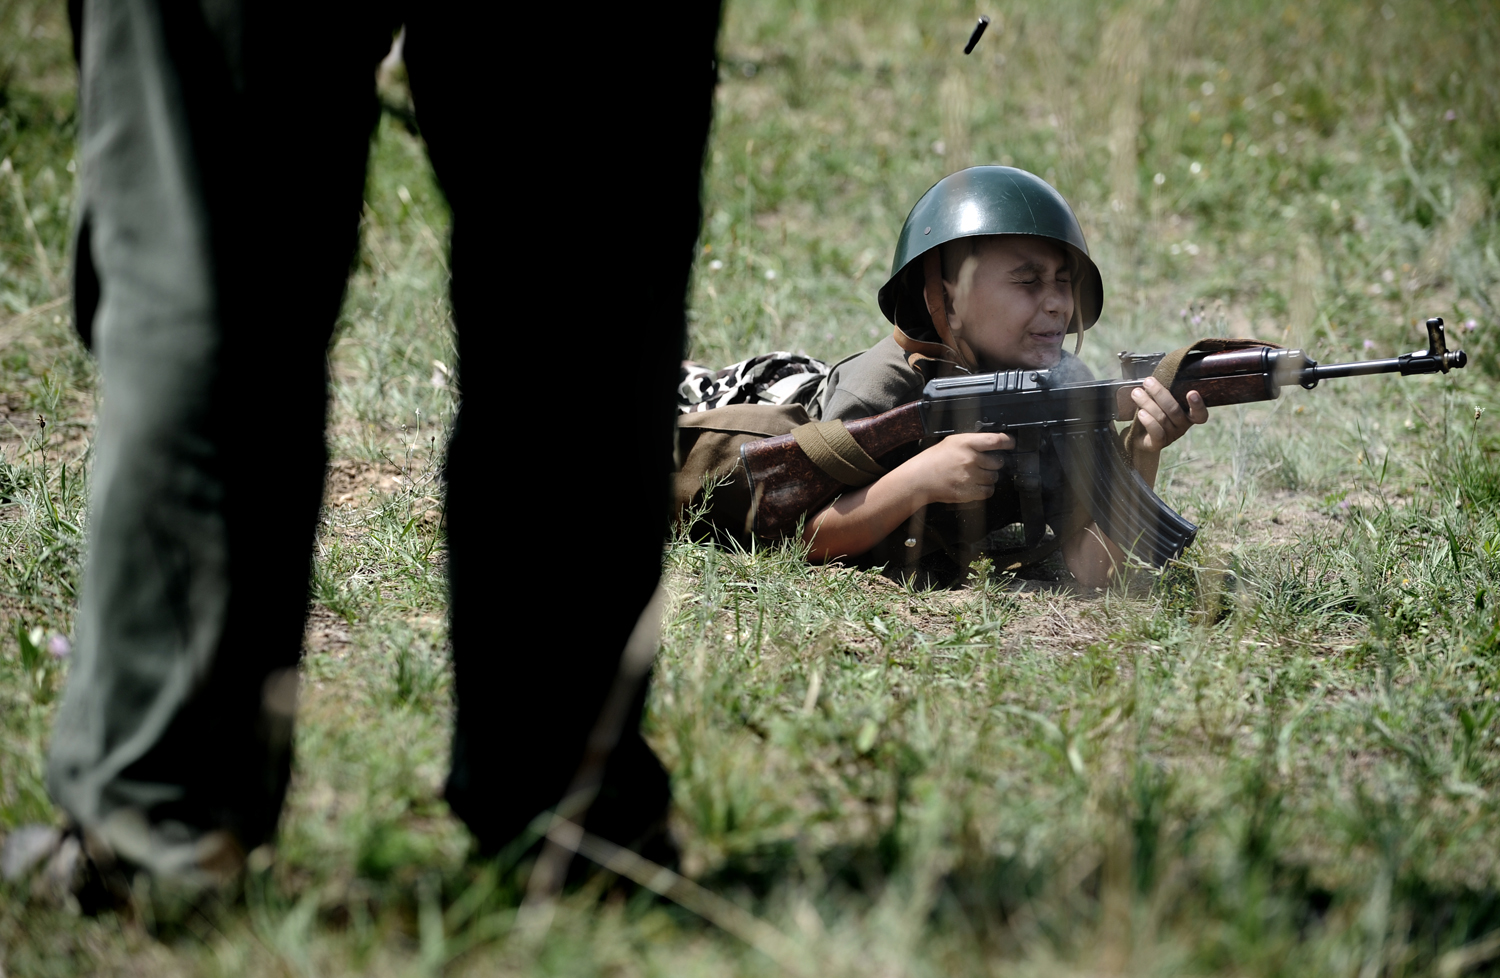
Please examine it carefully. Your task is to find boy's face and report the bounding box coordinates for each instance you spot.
[944,236,1074,370]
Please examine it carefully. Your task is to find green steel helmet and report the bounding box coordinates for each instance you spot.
[877,166,1104,333]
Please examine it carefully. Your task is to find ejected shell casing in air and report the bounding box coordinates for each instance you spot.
[964,16,990,54]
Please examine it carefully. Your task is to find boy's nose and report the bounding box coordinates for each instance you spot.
[1044,280,1073,317]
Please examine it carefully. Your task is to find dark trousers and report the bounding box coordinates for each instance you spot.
[48,0,720,873]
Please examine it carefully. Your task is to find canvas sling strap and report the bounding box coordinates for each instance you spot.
[1120,337,1282,462]
[790,419,887,486]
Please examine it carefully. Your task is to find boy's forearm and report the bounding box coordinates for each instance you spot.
[803,465,929,562]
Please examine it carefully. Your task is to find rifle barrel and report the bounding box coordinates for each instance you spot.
[1302,357,1405,381]
[1300,347,1466,385]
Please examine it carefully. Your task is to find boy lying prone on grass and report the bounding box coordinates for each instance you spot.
[678,167,1208,588]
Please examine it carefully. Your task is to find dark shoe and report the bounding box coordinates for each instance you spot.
[2,816,247,926]
[1,823,134,915]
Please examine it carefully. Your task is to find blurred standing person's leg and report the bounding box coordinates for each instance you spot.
[406,4,722,852]
[47,0,397,881]
[46,0,721,888]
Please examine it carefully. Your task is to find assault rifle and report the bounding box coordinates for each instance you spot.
[741,317,1468,567]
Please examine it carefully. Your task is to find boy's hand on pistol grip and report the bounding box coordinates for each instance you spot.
[1131,377,1208,454]
[918,432,1015,505]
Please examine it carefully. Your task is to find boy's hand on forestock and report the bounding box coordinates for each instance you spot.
[1130,377,1208,455]
[917,432,1015,505]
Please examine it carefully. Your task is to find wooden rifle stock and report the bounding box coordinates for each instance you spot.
[740,401,925,538]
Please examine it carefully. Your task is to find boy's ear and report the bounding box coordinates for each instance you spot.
[921,249,950,331]
[925,246,959,317]
[932,250,972,324]
[941,273,959,320]
[922,248,979,369]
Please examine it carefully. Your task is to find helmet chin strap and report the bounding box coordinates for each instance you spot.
[922,250,980,372]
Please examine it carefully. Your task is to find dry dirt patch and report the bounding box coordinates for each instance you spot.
[323,458,407,509]
[304,605,354,660]
[0,389,92,466]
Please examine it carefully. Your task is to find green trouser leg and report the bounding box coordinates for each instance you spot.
[47,0,389,879]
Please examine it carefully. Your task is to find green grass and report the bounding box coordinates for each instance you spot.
[4,0,1500,974]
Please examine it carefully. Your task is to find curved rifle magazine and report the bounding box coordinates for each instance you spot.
[1049,426,1197,568]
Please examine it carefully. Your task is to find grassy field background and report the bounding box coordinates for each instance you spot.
[3,0,1500,974]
